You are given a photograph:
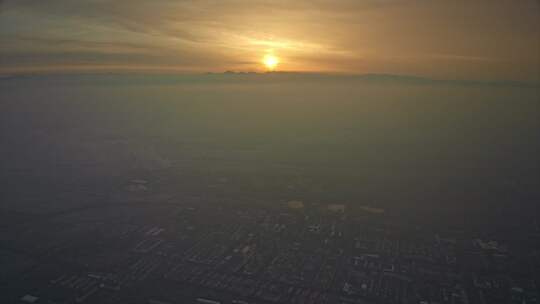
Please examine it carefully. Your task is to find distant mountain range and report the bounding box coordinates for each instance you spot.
[1,71,538,88]
[215,71,540,88]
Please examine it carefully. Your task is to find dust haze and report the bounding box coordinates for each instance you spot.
[2,74,538,229]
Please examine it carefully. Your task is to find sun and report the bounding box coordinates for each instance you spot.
[262,54,279,71]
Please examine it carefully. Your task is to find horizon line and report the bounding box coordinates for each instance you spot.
[1,68,538,88]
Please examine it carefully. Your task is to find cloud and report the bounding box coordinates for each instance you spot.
[1,0,539,80]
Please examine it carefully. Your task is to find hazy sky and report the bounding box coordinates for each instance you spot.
[1,0,539,81]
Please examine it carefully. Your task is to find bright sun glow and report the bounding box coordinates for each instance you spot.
[262,54,279,71]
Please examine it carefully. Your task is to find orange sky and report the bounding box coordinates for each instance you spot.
[1,0,539,81]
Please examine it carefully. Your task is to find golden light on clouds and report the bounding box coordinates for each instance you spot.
[0,0,538,80]
[262,54,279,71]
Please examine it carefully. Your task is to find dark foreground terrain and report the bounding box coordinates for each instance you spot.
[2,198,540,304]
[1,74,539,303]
